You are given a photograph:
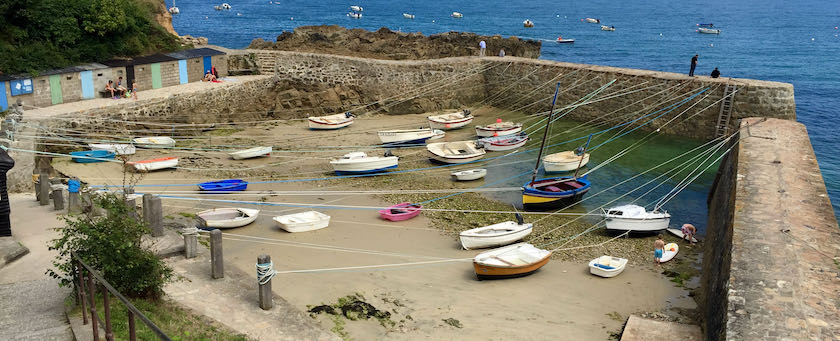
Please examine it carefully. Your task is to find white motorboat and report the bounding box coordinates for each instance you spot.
[475,121,522,137]
[197,208,259,229]
[402,13,415,19]
[426,140,486,164]
[377,128,443,145]
[451,168,487,181]
[229,146,272,160]
[350,5,363,12]
[127,157,179,172]
[602,204,671,232]
[601,25,615,31]
[347,12,362,19]
[88,143,136,155]
[698,27,721,34]
[523,19,534,28]
[330,151,399,175]
[556,37,576,44]
[308,112,354,130]
[451,12,463,18]
[460,216,532,249]
[588,255,628,278]
[273,211,331,233]
[543,151,590,172]
[428,110,473,130]
[473,243,551,280]
[585,17,600,23]
[214,3,231,10]
[168,6,180,14]
[133,136,176,148]
[661,243,679,262]
[479,134,528,151]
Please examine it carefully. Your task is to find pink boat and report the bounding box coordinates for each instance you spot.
[378,202,422,221]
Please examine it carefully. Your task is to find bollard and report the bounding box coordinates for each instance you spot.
[68,192,81,214]
[142,194,152,223]
[258,254,273,310]
[184,232,197,259]
[148,196,163,237]
[52,187,64,211]
[38,172,50,206]
[125,196,137,221]
[33,175,40,202]
[210,229,224,279]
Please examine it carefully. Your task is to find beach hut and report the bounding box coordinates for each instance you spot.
[165,47,228,83]
[0,63,124,108]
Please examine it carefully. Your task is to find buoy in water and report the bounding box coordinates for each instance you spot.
[710,43,714,47]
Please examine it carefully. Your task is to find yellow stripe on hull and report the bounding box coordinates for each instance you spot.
[522,194,563,205]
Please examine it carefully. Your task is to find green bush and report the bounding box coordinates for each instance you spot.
[48,193,173,299]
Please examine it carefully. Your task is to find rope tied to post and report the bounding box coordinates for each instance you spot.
[180,226,199,236]
[256,261,276,285]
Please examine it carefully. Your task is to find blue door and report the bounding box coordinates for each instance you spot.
[0,82,8,111]
[80,71,94,99]
[178,60,188,84]
[203,56,212,75]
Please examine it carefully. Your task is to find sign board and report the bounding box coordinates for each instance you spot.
[9,79,33,96]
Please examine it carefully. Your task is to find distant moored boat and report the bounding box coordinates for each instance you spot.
[698,27,721,34]
[403,13,415,19]
[451,12,463,18]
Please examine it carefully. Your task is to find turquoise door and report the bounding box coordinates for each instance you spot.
[151,63,162,89]
[203,56,212,74]
[49,75,63,105]
[178,60,188,84]
[0,82,7,111]
[80,71,94,99]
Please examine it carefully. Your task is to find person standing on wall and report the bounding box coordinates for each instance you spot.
[131,81,138,101]
[479,40,486,57]
[498,49,505,57]
[689,54,699,77]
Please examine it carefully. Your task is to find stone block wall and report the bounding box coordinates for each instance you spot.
[186,57,205,82]
[160,61,180,87]
[57,72,82,103]
[212,55,228,76]
[133,64,154,91]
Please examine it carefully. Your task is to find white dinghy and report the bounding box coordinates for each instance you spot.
[402,13,415,19]
[197,208,260,229]
[451,168,486,181]
[330,151,399,175]
[460,214,532,249]
[274,211,331,233]
[588,255,628,278]
[602,204,671,232]
[601,25,616,31]
[133,136,176,148]
[451,12,463,18]
[229,146,272,160]
[475,120,522,137]
[426,140,486,163]
[377,128,444,145]
[428,110,473,130]
[543,150,590,172]
[308,112,355,130]
[127,157,179,172]
[88,143,136,155]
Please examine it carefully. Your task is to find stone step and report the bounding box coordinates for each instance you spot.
[0,279,74,341]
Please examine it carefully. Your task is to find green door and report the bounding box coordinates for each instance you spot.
[151,63,162,89]
[49,75,63,104]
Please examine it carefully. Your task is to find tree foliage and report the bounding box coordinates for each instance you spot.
[47,193,173,299]
[0,0,180,75]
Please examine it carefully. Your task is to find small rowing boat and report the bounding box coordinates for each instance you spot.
[378,202,422,221]
[428,110,473,130]
[330,151,399,175]
[584,17,600,23]
[479,133,528,151]
[70,150,115,163]
[473,243,551,280]
[274,211,331,233]
[308,112,355,130]
[377,128,444,146]
[229,146,271,160]
[197,208,259,229]
[451,168,487,181]
[88,143,136,155]
[127,157,178,172]
[451,12,463,18]
[601,25,615,31]
[523,176,590,210]
[602,204,671,232]
[475,120,522,137]
[133,136,176,148]
[588,255,628,278]
[198,179,248,192]
[426,140,486,164]
[460,215,532,249]
[543,150,590,172]
[698,27,721,34]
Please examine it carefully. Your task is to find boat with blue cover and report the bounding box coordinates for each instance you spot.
[70,150,115,163]
[198,179,248,192]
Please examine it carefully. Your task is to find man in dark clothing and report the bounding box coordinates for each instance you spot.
[711,67,721,78]
[689,54,698,76]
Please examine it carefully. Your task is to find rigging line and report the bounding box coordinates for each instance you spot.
[551,230,630,253]
[216,235,452,260]
[416,169,532,205]
[565,81,692,132]
[535,221,606,249]
[136,188,525,195]
[521,78,616,134]
[654,142,735,210]
[521,76,647,124]
[271,258,473,275]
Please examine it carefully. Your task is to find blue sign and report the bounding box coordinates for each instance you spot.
[9,79,33,96]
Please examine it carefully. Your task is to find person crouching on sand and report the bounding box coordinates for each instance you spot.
[654,234,665,266]
[681,223,697,244]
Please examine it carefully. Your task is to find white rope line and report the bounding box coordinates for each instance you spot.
[272,258,472,274]
[256,261,276,284]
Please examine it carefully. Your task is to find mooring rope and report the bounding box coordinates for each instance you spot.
[256,261,276,285]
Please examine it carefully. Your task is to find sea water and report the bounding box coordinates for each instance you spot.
[173,0,840,222]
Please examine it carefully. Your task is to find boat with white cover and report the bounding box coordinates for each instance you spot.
[428,110,473,130]
[349,5,363,12]
[402,13,414,19]
[451,168,486,181]
[197,208,259,228]
[308,112,355,130]
[602,204,671,232]
[601,25,615,31]
[133,136,176,148]
[479,134,528,151]
[127,157,179,172]
[460,215,532,249]
[475,120,522,137]
[330,151,399,175]
[273,211,331,233]
[523,19,534,28]
[347,12,362,19]
[229,146,272,160]
[473,243,551,280]
[451,12,463,18]
[588,255,628,278]
[698,27,720,34]
[543,150,590,172]
[88,143,136,155]
[426,141,486,163]
[378,128,444,145]
[585,17,600,23]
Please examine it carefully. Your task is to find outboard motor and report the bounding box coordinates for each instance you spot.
[515,213,524,225]
[463,109,472,117]
[574,146,585,156]
[345,111,355,118]
[383,149,394,157]
[0,149,14,237]
[474,140,485,149]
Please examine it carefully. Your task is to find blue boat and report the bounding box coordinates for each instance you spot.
[522,176,591,211]
[198,179,248,192]
[70,150,116,163]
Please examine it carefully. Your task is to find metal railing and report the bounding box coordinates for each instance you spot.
[72,252,171,341]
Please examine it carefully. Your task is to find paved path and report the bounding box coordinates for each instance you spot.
[620,315,702,341]
[0,194,73,340]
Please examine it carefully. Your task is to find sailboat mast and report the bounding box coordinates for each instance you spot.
[573,134,593,179]
[530,82,562,184]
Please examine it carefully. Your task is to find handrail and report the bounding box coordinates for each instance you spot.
[72,251,172,341]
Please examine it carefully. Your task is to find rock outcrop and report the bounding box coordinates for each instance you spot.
[249,25,541,60]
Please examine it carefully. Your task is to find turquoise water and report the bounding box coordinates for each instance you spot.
[172,0,840,221]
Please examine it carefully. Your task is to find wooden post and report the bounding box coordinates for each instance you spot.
[68,192,81,214]
[38,172,49,206]
[210,229,224,279]
[52,187,64,211]
[184,232,197,259]
[127,310,136,341]
[147,196,163,237]
[258,254,273,310]
[124,196,137,221]
[76,261,88,325]
[34,177,40,202]
[87,272,99,341]
[103,289,113,341]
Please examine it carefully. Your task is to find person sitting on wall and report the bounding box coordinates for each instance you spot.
[710,67,721,78]
[211,66,219,79]
[203,70,217,82]
[105,80,117,99]
[116,76,128,97]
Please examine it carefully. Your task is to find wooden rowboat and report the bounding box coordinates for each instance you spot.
[127,157,178,172]
[479,134,529,151]
[451,168,487,181]
[473,243,551,280]
[229,146,271,160]
[308,112,354,130]
[460,216,532,249]
[378,202,422,221]
[475,121,522,137]
[197,208,260,229]
[543,151,590,172]
[428,110,473,130]
[426,141,486,164]
[274,211,331,233]
[133,136,176,148]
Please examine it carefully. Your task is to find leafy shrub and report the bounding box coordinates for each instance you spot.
[48,193,172,299]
